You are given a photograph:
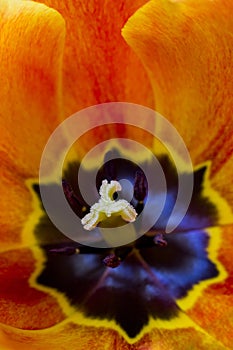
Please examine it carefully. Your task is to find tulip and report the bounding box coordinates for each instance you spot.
[0,0,232,349]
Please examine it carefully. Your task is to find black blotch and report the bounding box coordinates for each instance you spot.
[139,231,219,299]
[96,158,147,192]
[32,151,220,338]
[32,183,40,196]
[82,253,179,338]
[37,252,106,305]
[152,162,219,232]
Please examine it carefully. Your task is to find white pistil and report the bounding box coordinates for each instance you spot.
[81,179,137,231]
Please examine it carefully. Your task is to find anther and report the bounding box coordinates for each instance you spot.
[102,254,121,268]
[133,170,148,202]
[49,247,80,256]
[62,179,89,217]
[153,233,168,247]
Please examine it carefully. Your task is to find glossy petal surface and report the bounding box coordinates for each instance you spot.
[0,0,65,250]
[0,0,65,176]
[0,0,233,349]
[34,0,154,116]
[123,0,233,209]
[30,0,155,156]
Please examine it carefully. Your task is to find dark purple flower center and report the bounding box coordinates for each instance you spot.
[32,151,220,339]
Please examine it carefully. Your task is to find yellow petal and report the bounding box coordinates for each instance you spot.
[122,0,233,208]
[0,0,65,177]
[34,0,154,116]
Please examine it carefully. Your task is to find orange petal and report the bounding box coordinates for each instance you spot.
[0,0,65,177]
[0,318,227,349]
[0,158,32,250]
[34,0,154,116]
[0,248,65,330]
[187,224,233,349]
[147,328,227,350]
[0,323,117,350]
[122,0,233,208]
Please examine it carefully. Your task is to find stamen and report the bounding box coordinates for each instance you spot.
[153,233,168,247]
[103,151,117,181]
[81,180,137,231]
[49,247,80,256]
[115,246,133,260]
[62,179,89,217]
[133,170,148,202]
[102,254,121,268]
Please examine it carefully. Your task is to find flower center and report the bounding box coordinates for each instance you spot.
[81,179,137,230]
[59,163,168,267]
[32,153,224,340]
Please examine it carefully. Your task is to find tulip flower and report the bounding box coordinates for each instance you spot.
[0,0,233,349]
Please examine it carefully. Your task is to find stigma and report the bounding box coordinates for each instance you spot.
[81,180,137,230]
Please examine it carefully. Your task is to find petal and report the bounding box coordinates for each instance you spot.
[0,0,65,177]
[0,159,32,250]
[147,328,227,350]
[187,224,233,349]
[141,230,218,300]
[0,143,66,250]
[0,248,65,329]
[35,0,154,116]
[150,160,221,231]
[28,156,231,347]
[0,316,228,349]
[31,0,156,159]
[1,243,225,349]
[122,0,233,207]
[36,249,179,339]
[0,323,117,350]
[31,172,223,343]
